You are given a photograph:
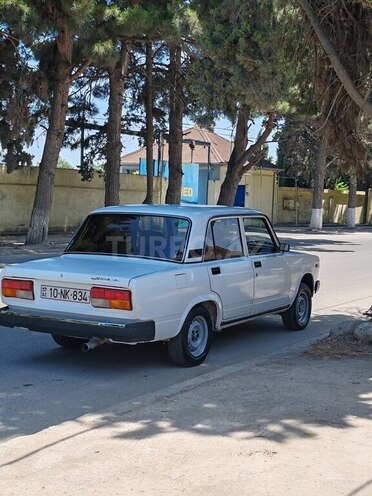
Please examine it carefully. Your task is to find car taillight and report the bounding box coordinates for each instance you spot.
[90,286,132,310]
[2,278,34,300]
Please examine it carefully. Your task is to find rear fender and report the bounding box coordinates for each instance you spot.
[177,294,223,335]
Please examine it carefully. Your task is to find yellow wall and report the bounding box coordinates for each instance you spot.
[208,168,372,225]
[276,186,371,225]
[1,167,371,233]
[0,167,164,233]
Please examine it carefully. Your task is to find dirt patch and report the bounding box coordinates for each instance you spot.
[305,330,372,359]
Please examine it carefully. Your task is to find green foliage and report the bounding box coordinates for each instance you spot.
[57,157,74,169]
[190,0,291,119]
[0,0,101,172]
[275,114,357,190]
[102,4,152,34]
[289,0,371,170]
[276,114,319,188]
[69,1,199,183]
[0,26,35,171]
[89,4,151,64]
[334,180,348,191]
[3,0,367,195]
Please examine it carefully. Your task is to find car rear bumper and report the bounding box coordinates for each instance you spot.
[0,306,155,343]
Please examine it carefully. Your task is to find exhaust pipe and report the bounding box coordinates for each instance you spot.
[81,337,109,352]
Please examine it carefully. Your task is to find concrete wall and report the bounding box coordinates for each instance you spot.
[275,186,372,225]
[1,167,371,233]
[207,169,372,225]
[0,167,165,233]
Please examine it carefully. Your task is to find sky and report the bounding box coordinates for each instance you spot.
[27,116,278,167]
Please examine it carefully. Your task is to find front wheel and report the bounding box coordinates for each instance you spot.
[281,282,312,331]
[168,306,213,366]
[52,334,88,349]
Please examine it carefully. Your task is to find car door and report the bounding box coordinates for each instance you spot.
[242,216,291,315]
[204,217,254,322]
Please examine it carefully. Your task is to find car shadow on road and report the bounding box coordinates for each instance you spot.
[278,236,359,253]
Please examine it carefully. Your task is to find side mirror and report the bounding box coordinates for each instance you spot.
[279,242,290,253]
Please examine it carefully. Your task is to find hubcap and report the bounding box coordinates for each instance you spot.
[296,292,309,326]
[187,316,209,358]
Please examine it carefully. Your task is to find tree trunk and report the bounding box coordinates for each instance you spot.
[309,135,326,230]
[298,0,372,117]
[218,104,250,206]
[25,27,74,245]
[218,109,275,206]
[346,170,357,228]
[165,45,183,204]
[105,40,131,207]
[362,174,370,225]
[143,41,154,204]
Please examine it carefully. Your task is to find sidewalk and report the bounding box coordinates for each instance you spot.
[0,232,72,258]
[1,343,371,496]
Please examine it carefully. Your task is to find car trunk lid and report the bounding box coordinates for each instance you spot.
[1,254,172,314]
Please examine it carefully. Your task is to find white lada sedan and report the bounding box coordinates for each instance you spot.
[0,205,320,366]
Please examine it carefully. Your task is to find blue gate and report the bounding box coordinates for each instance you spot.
[234,185,246,207]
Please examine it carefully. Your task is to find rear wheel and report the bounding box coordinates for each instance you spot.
[281,282,312,331]
[52,334,88,349]
[168,306,212,366]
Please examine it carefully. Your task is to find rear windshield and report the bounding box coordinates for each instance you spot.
[66,214,190,262]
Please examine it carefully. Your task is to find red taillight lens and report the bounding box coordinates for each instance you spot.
[2,278,34,300]
[90,286,132,310]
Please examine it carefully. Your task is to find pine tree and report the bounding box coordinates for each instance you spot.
[164,1,198,204]
[298,0,372,117]
[287,0,371,228]
[0,25,35,171]
[89,2,153,206]
[1,0,96,244]
[191,0,289,206]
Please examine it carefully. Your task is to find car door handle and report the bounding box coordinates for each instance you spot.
[254,261,262,268]
[211,267,221,275]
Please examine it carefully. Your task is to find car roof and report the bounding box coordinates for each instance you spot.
[91,204,262,220]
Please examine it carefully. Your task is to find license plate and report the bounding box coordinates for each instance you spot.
[40,285,90,304]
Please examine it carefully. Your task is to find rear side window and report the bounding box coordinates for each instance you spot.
[204,218,243,261]
[243,217,277,255]
[66,214,190,262]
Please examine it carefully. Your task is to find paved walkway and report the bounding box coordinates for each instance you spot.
[0,233,71,260]
[1,343,371,496]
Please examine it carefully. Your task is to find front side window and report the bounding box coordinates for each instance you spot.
[66,214,190,262]
[204,218,243,261]
[243,217,277,255]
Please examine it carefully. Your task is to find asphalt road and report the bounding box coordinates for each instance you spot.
[0,229,371,443]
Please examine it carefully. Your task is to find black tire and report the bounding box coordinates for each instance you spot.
[52,334,88,349]
[168,306,213,366]
[281,282,312,331]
